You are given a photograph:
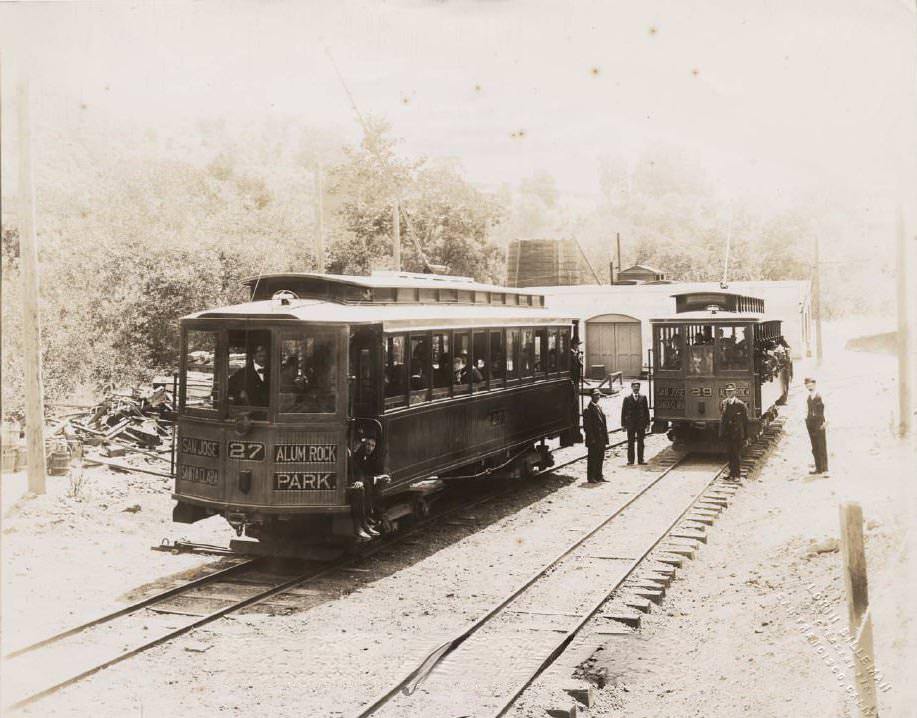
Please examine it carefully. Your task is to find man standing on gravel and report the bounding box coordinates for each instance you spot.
[583,389,608,483]
[621,381,650,465]
[804,377,828,474]
[719,383,747,480]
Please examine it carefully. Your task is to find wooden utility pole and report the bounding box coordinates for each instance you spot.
[392,200,401,271]
[313,165,325,272]
[814,234,823,364]
[17,81,47,495]
[839,502,879,716]
[616,232,622,274]
[896,208,910,437]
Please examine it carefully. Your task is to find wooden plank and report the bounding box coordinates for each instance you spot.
[839,502,879,716]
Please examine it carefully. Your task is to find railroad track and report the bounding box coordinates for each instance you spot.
[355,420,785,717]
[0,425,632,713]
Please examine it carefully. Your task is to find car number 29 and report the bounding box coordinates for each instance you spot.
[227,441,265,461]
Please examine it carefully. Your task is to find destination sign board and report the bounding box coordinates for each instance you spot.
[273,472,337,491]
[655,384,685,410]
[179,464,218,485]
[180,437,219,458]
[273,444,337,464]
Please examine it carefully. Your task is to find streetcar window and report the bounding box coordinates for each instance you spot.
[409,334,432,403]
[506,329,520,379]
[717,326,749,372]
[453,332,473,395]
[183,330,217,412]
[656,326,683,371]
[490,331,505,386]
[558,329,570,371]
[278,332,338,414]
[547,329,558,372]
[520,329,534,377]
[533,329,546,374]
[432,332,451,398]
[384,335,407,409]
[472,332,489,388]
[227,329,272,418]
[350,330,375,416]
[685,324,714,376]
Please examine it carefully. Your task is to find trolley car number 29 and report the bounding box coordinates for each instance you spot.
[227,441,265,461]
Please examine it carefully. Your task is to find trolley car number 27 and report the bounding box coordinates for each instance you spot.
[227,441,265,461]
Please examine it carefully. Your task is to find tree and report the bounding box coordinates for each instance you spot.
[326,118,505,282]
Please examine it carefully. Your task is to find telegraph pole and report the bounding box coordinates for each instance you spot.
[392,200,401,271]
[616,232,622,274]
[17,81,47,495]
[313,164,325,272]
[814,234,823,364]
[896,208,911,437]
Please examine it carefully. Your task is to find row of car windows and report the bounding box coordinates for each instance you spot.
[383,326,572,409]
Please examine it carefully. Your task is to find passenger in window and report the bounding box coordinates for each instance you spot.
[663,335,681,369]
[228,345,270,406]
[436,353,452,387]
[411,344,429,390]
[454,352,483,384]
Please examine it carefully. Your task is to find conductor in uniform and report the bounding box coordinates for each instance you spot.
[570,338,584,385]
[228,345,270,406]
[621,381,651,465]
[719,383,747,480]
[804,377,828,474]
[583,389,608,482]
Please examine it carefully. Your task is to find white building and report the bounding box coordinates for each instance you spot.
[536,280,813,379]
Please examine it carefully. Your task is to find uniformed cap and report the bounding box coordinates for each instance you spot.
[572,338,581,346]
[804,377,816,384]
[724,383,737,391]
[591,389,602,397]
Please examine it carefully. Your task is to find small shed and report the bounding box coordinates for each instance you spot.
[614,264,666,284]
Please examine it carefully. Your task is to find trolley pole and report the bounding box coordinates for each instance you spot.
[17,80,47,495]
[896,208,911,437]
[313,164,325,272]
[814,234,823,364]
[392,199,401,271]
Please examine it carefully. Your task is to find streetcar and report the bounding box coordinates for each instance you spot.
[172,271,578,555]
[649,291,792,447]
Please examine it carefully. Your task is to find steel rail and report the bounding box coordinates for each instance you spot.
[5,559,335,712]
[353,451,691,718]
[491,461,730,717]
[6,422,635,713]
[4,557,260,659]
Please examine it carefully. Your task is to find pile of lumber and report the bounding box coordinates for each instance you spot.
[48,380,176,475]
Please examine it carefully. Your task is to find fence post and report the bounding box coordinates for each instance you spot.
[839,502,879,716]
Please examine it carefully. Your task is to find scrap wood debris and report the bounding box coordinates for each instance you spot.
[45,377,177,473]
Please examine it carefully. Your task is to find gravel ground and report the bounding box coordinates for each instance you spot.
[512,320,916,717]
[1,320,913,717]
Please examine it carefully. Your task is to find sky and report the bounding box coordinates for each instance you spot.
[2,0,916,208]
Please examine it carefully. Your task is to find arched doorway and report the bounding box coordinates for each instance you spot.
[585,313,642,378]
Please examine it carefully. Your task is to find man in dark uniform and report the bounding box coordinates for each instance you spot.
[621,381,651,465]
[719,383,747,480]
[349,434,386,540]
[570,338,584,385]
[583,389,608,482]
[804,377,828,474]
[228,344,270,406]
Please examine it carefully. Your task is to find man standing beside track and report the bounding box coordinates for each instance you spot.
[804,377,828,475]
[583,389,608,483]
[719,383,747,480]
[621,381,651,465]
